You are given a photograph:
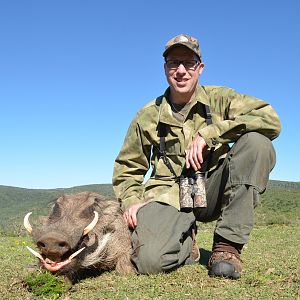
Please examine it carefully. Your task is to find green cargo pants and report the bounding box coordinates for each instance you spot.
[131,132,276,274]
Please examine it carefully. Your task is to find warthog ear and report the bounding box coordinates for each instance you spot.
[49,202,62,220]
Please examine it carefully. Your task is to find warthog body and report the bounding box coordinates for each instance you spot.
[24,192,135,282]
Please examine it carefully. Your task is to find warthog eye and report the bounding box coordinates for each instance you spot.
[80,205,96,219]
[37,241,46,249]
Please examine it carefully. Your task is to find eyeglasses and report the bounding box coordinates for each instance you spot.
[165,60,200,70]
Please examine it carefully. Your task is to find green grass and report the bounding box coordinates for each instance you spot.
[25,271,69,299]
[1,224,299,300]
[0,184,299,299]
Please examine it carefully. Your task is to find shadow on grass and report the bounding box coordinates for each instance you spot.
[199,248,212,267]
[71,268,108,284]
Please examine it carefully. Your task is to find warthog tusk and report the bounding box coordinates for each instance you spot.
[24,212,33,234]
[26,246,44,261]
[68,247,86,260]
[26,246,86,273]
[26,246,85,262]
[83,211,99,235]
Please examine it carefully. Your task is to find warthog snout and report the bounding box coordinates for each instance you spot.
[37,233,71,261]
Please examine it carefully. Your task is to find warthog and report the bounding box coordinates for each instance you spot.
[24,192,135,282]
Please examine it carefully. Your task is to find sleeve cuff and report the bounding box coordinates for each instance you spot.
[121,196,143,209]
[198,127,220,148]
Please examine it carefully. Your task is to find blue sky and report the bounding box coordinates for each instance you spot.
[0,1,299,188]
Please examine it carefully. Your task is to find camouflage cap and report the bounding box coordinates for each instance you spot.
[163,34,202,60]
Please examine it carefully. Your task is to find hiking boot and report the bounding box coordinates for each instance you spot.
[208,251,242,279]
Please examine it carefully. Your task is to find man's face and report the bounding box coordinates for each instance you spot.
[164,46,204,101]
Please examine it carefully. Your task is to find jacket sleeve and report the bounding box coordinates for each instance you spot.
[198,88,282,148]
[112,113,151,208]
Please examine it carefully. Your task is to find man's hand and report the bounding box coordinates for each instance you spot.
[123,203,146,229]
[185,133,207,171]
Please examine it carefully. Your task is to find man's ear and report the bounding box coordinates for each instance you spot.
[198,63,205,76]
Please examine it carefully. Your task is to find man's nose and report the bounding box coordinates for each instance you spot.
[176,63,186,73]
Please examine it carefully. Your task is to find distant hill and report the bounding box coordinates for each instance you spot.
[0,180,299,235]
[267,180,300,189]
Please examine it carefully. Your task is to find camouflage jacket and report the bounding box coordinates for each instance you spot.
[113,85,281,209]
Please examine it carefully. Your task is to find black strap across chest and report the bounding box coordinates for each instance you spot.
[158,103,213,178]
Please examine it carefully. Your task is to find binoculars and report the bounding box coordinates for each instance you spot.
[179,172,207,209]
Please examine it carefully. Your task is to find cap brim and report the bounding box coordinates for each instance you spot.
[163,43,200,59]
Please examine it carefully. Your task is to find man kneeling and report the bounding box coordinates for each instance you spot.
[113,34,281,279]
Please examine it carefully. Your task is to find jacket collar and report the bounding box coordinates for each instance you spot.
[158,85,209,126]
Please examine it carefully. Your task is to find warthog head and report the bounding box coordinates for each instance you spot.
[24,192,134,281]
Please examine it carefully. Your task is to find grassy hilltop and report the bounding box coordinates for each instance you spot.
[0,181,299,299]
